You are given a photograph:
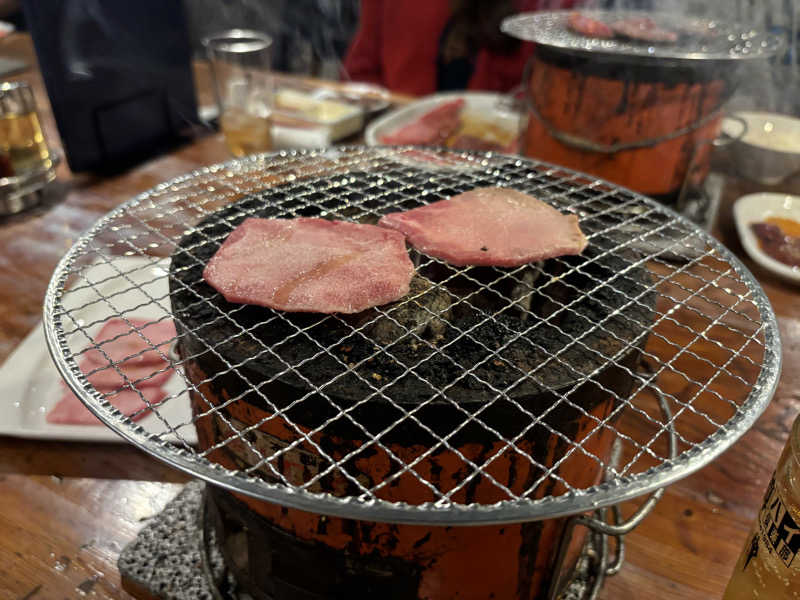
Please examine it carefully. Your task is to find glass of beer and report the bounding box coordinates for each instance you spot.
[723,413,800,599]
[0,81,53,176]
[203,30,273,158]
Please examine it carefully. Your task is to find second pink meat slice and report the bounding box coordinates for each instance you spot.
[380,98,465,146]
[46,387,166,425]
[83,318,176,366]
[203,217,415,314]
[378,187,588,267]
[80,357,174,390]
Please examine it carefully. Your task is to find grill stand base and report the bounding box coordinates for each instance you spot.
[118,481,617,600]
[118,481,240,600]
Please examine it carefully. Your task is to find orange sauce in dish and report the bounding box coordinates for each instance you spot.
[765,216,800,237]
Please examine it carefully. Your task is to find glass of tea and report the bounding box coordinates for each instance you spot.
[203,30,273,158]
[0,81,53,177]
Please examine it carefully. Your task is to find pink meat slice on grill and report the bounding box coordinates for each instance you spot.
[203,217,415,314]
[378,187,588,267]
[568,13,614,39]
[611,16,678,43]
[82,318,176,366]
[46,386,166,425]
[380,99,465,146]
[79,356,174,390]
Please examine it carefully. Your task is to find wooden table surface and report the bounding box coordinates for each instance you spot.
[1,32,799,599]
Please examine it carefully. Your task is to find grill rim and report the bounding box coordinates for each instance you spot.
[500,9,785,64]
[42,146,782,525]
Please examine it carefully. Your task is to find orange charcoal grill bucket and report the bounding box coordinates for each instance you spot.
[501,10,782,203]
[42,148,782,600]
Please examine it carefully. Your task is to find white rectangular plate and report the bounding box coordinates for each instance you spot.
[0,256,197,443]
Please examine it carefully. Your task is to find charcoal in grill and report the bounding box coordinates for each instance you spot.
[171,176,654,495]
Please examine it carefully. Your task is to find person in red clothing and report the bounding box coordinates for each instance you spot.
[343,0,576,96]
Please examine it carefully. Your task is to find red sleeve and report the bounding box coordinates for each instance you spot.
[469,44,534,93]
[342,0,384,85]
[466,0,582,92]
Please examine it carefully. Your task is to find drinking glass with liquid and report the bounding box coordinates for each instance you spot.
[0,81,52,177]
[724,413,800,599]
[203,29,273,157]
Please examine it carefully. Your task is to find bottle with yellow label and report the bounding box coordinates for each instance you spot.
[724,415,800,599]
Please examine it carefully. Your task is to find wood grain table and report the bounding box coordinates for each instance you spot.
[1,32,799,600]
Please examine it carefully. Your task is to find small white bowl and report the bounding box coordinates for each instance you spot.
[733,192,800,284]
[722,112,800,185]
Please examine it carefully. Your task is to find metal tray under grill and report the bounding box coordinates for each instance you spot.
[43,146,780,525]
[501,10,783,63]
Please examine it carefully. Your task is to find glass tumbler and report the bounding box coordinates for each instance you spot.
[203,29,274,157]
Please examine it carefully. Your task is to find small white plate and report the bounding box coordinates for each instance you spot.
[0,257,196,443]
[733,192,800,284]
[364,91,521,147]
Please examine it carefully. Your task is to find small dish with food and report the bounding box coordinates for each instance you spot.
[365,92,522,153]
[734,192,800,283]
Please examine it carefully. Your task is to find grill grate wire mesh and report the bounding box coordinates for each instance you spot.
[43,147,780,525]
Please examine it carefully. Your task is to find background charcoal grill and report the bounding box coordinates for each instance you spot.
[44,146,780,527]
[501,10,784,64]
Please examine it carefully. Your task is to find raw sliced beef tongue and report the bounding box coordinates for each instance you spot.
[203,217,415,314]
[48,316,176,426]
[567,13,614,39]
[82,317,176,366]
[611,16,678,43]
[79,356,174,391]
[380,98,465,146]
[46,386,167,425]
[378,187,588,267]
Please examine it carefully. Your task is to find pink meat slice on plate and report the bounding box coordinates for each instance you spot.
[82,318,176,366]
[568,13,614,39]
[203,217,415,314]
[380,99,465,146]
[79,357,174,390]
[611,16,678,43]
[378,187,588,267]
[46,386,166,425]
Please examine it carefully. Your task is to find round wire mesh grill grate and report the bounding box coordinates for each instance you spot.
[501,10,784,63]
[44,147,780,525]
